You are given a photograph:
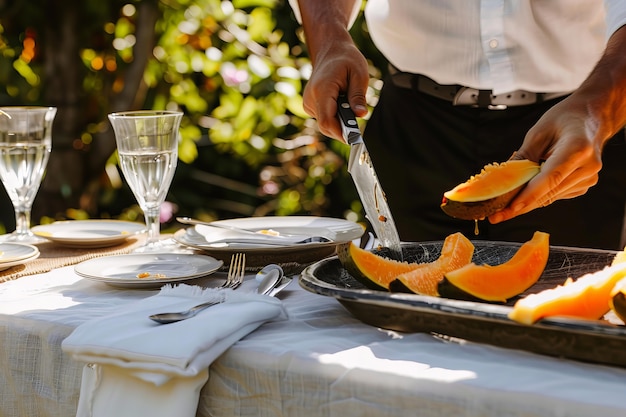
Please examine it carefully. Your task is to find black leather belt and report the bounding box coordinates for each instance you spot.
[388,64,569,109]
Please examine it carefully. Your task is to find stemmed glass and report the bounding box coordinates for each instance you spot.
[0,106,57,243]
[108,110,183,253]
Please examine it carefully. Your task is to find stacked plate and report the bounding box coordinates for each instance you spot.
[174,216,365,268]
[0,243,40,272]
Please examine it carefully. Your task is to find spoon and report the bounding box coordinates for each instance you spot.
[149,265,285,324]
[255,263,292,297]
[255,268,282,295]
[269,275,292,297]
[149,297,225,324]
[255,263,284,283]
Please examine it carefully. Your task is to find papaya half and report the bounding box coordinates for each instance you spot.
[509,262,626,325]
[438,231,550,302]
[389,232,474,296]
[441,159,541,220]
[337,242,417,291]
[337,232,474,292]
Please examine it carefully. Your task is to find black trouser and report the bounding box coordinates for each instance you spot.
[363,76,626,250]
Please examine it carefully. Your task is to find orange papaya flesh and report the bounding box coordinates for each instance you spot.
[612,248,626,266]
[609,278,626,323]
[337,242,418,291]
[441,160,540,220]
[509,262,626,325]
[389,232,474,296]
[439,231,550,303]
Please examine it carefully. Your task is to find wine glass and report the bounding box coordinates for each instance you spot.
[108,110,184,253]
[0,106,57,243]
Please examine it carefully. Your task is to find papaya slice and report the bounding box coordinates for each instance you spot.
[612,247,626,266]
[389,232,474,296]
[509,262,626,325]
[438,231,550,302]
[441,160,541,220]
[337,243,418,291]
[610,278,626,323]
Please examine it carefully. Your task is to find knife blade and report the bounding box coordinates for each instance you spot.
[336,95,403,260]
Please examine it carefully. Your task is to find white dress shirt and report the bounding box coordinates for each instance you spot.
[290,0,626,94]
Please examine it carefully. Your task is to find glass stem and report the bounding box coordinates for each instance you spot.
[14,209,32,236]
[144,207,161,246]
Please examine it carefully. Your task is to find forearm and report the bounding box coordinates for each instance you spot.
[573,25,626,145]
[292,0,360,64]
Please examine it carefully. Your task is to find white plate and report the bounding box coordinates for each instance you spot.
[32,220,146,248]
[75,253,223,289]
[176,216,363,250]
[0,251,41,272]
[174,216,364,268]
[0,243,40,264]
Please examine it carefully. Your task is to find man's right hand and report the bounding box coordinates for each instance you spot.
[295,0,369,141]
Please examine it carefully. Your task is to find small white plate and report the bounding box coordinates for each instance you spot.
[0,251,41,272]
[32,220,146,248]
[0,243,40,264]
[75,253,223,289]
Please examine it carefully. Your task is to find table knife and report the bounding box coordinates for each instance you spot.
[337,95,403,260]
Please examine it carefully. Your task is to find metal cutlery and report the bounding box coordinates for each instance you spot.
[149,262,288,325]
[148,297,226,324]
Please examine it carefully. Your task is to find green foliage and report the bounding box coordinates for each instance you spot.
[0,0,383,230]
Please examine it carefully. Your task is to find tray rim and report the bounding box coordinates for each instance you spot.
[299,241,626,366]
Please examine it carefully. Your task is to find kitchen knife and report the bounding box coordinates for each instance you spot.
[337,95,403,260]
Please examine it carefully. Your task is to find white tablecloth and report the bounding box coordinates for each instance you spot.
[1,265,626,417]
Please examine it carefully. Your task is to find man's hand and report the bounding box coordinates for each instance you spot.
[490,25,626,224]
[295,0,369,141]
[489,96,604,223]
[302,42,369,141]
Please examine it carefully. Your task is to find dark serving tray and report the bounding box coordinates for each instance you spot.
[300,241,626,368]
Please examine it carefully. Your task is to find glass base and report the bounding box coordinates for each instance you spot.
[0,231,48,245]
[132,237,194,254]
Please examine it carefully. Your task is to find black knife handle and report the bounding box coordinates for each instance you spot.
[336,95,362,144]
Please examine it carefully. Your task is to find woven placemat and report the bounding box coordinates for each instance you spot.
[0,237,145,283]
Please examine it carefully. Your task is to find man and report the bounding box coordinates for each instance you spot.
[289,0,626,250]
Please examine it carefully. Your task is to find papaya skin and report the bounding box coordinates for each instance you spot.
[337,242,416,291]
[441,160,541,221]
[611,291,626,323]
[441,187,523,221]
[610,278,626,323]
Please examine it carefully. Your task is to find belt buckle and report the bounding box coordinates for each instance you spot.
[452,87,508,110]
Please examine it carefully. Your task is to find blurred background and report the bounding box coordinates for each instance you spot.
[0,0,387,234]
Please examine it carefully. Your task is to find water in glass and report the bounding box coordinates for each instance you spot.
[108,110,183,252]
[0,106,56,243]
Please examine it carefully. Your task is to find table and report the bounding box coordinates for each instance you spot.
[1,263,626,417]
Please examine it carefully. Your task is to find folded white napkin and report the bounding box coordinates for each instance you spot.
[195,224,319,246]
[62,284,287,417]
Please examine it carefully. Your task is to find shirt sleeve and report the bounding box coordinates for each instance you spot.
[287,0,361,29]
[605,0,626,37]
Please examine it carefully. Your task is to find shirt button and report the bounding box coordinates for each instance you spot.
[488,39,499,49]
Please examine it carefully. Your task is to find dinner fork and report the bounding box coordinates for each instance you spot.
[220,253,246,290]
